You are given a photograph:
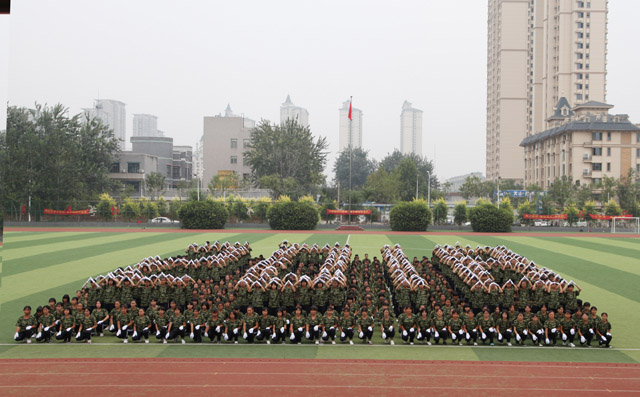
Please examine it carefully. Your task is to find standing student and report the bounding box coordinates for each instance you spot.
[379,308,396,345]
[338,307,356,344]
[92,301,109,336]
[76,308,97,344]
[14,306,38,344]
[55,307,75,343]
[357,307,374,345]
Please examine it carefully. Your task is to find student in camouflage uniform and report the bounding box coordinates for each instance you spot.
[463,310,478,346]
[296,281,312,314]
[543,310,560,346]
[495,311,512,346]
[225,311,242,344]
[398,306,417,345]
[577,313,593,347]
[189,307,206,343]
[75,308,97,344]
[357,307,374,344]
[379,308,396,345]
[35,306,56,343]
[306,306,323,344]
[447,310,465,346]
[527,314,544,347]
[267,284,280,316]
[91,301,109,336]
[116,305,133,343]
[56,307,76,343]
[205,309,225,343]
[289,307,307,344]
[108,301,122,333]
[256,307,274,344]
[431,308,449,345]
[416,309,431,345]
[597,312,612,348]
[243,306,260,343]
[273,308,288,344]
[338,307,356,344]
[154,306,171,343]
[168,307,187,344]
[559,311,576,347]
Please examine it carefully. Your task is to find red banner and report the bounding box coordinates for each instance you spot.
[44,208,90,215]
[589,214,634,220]
[327,209,372,215]
[523,214,568,220]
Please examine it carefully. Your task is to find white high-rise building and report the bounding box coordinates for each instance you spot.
[338,99,362,153]
[400,100,423,156]
[82,99,126,150]
[280,95,309,127]
[486,0,608,182]
[133,114,159,137]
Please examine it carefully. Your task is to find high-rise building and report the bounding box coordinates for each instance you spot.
[400,100,423,156]
[201,104,255,187]
[486,0,608,182]
[338,99,363,153]
[280,95,309,127]
[133,114,160,137]
[82,99,126,150]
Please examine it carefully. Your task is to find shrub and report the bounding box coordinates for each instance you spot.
[156,197,169,217]
[389,200,432,231]
[320,201,337,222]
[121,198,141,221]
[178,200,228,229]
[432,198,448,225]
[232,200,250,222]
[252,198,271,222]
[142,201,159,219]
[468,202,513,232]
[453,201,468,226]
[96,193,116,220]
[169,199,182,220]
[267,201,319,230]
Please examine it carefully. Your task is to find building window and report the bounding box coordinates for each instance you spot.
[576,94,583,100]
[578,12,584,18]
[637,164,640,173]
[637,148,640,157]
[166,165,171,177]
[242,173,250,180]
[592,147,602,156]
[577,1,584,7]
[243,139,250,148]
[577,53,583,60]
[577,73,583,79]
[592,132,602,141]
[577,32,583,39]
[110,162,120,173]
[607,163,611,172]
[607,132,611,141]
[637,133,640,142]
[230,139,237,149]
[230,156,238,164]
[127,162,140,173]
[608,147,611,156]
[577,22,584,28]
[577,83,583,90]
[592,163,602,171]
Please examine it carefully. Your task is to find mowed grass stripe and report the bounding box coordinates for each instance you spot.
[4,231,86,243]
[4,232,122,251]
[3,233,190,277]
[465,236,640,304]
[536,237,640,261]
[569,237,640,250]
[349,234,393,258]
[0,233,217,304]
[503,236,640,277]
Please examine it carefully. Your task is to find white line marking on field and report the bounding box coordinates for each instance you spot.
[346,234,351,245]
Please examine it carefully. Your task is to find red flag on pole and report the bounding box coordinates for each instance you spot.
[348,98,352,121]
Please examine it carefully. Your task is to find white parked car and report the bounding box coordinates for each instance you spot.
[150,217,179,224]
[534,220,549,227]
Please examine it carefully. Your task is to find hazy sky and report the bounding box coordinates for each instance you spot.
[4,1,640,180]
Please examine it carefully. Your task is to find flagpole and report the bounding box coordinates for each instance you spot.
[348,96,352,226]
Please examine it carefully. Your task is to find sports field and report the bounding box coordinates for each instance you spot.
[2,228,640,365]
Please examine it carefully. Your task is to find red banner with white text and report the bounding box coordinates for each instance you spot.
[327,209,372,215]
[523,214,568,220]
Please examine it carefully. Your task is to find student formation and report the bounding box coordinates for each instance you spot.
[14,241,613,348]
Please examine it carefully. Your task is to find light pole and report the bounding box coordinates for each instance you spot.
[426,171,431,207]
[193,174,201,201]
[497,177,502,208]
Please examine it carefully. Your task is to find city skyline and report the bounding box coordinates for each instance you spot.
[3,1,640,180]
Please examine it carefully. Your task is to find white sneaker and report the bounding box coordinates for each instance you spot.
[123,339,128,344]
[473,342,478,346]
[368,341,373,345]
[315,341,319,345]
[459,342,463,346]
[410,342,414,345]
[87,340,92,344]
[100,333,104,337]
[332,341,336,345]
[145,339,149,344]
[162,339,167,344]
[427,342,431,346]
[507,342,512,346]
[266,340,270,345]
[390,340,395,345]
[234,341,238,344]
[349,340,354,345]
[181,339,186,344]
[539,343,543,347]
[569,343,575,347]
[26,338,32,344]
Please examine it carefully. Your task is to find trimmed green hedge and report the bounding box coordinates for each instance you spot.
[390,201,432,231]
[178,200,228,229]
[468,202,514,232]
[267,201,319,230]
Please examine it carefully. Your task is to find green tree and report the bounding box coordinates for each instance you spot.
[380,149,438,193]
[144,172,166,201]
[548,176,575,209]
[499,196,514,215]
[0,104,120,213]
[459,176,492,200]
[121,198,141,221]
[176,179,191,201]
[565,202,580,226]
[453,201,468,226]
[432,198,448,225]
[599,175,618,203]
[156,197,169,217]
[96,193,117,220]
[208,172,238,198]
[582,200,597,221]
[389,200,432,231]
[391,158,425,201]
[244,119,328,198]
[142,201,159,219]
[169,199,182,220]
[576,184,594,207]
[617,169,640,214]
[363,166,398,203]
[517,199,535,225]
[468,202,513,232]
[320,201,337,223]
[333,147,376,190]
[604,199,622,216]
[251,197,271,222]
[231,200,250,222]
[178,200,228,229]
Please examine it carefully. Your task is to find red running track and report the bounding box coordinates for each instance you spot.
[5,226,640,238]
[0,359,639,396]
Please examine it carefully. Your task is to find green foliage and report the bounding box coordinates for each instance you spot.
[320,201,337,222]
[266,201,319,230]
[169,199,182,220]
[144,172,166,201]
[389,200,432,231]
[142,201,159,219]
[582,200,597,218]
[517,199,535,225]
[604,199,622,216]
[0,104,120,210]
[380,149,438,192]
[565,202,580,226]
[156,197,169,217]
[333,147,376,190]
[231,200,250,221]
[178,200,228,229]
[96,193,116,220]
[459,176,493,200]
[365,206,381,222]
[363,166,399,203]
[392,158,423,201]
[252,198,271,222]
[453,201,468,226]
[499,196,514,214]
[208,173,238,197]
[121,198,141,221]
[432,198,448,225]
[468,202,513,233]
[245,119,328,198]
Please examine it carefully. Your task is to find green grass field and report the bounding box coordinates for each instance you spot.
[1,229,639,363]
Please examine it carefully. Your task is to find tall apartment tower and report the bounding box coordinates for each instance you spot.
[83,99,127,150]
[132,114,160,137]
[399,100,423,156]
[486,0,608,182]
[280,95,309,127]
[338,99,363,153]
